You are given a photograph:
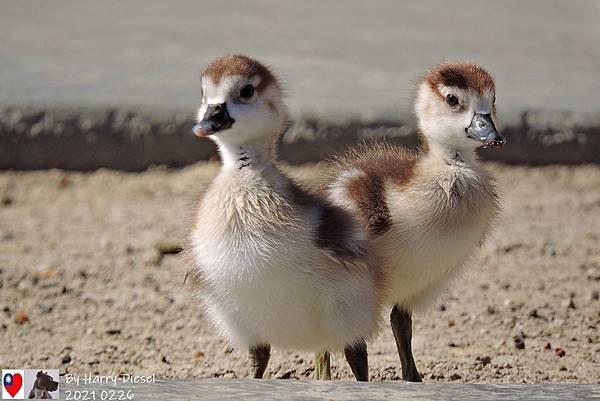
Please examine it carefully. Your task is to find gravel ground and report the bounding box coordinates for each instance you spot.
[0,163,599,383]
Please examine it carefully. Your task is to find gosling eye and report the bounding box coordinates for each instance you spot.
[445,94,459,108]
[240,84,255,100]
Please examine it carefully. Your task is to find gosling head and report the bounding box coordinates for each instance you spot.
[415,62,505,153]
[193,55,287,148]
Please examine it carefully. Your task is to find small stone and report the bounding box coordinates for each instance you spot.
[38,303,54,314]
[106,329,121,335]
[513,334,525,350]
[586,268,600,281]
[449,373,462,381]
[276,370,296,379]
[562,298,576,310]
[544,342,552,350]
[476,355,492,366]
[154,242,183,255]
[591,290,599,301]
[1,196,12,206]
[15,312,29,324]
[58,176,71,188]
[17,279,34,290]
[448,319,455,327]
[528,309,539,318]
[559,365,567,371]
[438,304,446,312]
[487,305,496,315]
[193,351,205,359]
[555,347,566,357]
[62,355,72,364]
[36,266,60,280]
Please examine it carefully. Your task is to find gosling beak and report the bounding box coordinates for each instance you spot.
[193,103,235,137]
[466,113,506,148]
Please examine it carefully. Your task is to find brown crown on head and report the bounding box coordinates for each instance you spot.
[425,62,495,98]
[202,54,277,93]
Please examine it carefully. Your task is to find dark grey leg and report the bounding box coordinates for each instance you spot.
[248,344,270,379]
[390,306,422,382]
[344,338,369,381]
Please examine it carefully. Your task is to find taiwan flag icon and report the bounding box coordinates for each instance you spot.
[2,370,25,400]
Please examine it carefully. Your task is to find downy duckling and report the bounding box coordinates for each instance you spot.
[326,62,505,381]
[186,55,385,381]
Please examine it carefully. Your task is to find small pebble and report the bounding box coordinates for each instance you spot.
[562,298,576,310]
[514,334,525,350]
[476,355,492,366]
[276,370,296,379]
[58,176,71,188]
[586,268,600,281]
[38,303,54,314]
[15,311,29,324]
[555,347,566,357]
[544,342,552,350]
[591,290,599,301]
[450,373,462,381]
[62,355,72,364]
[154,242,183,255]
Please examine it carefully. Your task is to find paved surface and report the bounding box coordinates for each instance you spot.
[1,1,600,123]
[63,379,600,400]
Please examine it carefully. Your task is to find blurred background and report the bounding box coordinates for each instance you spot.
[1,0,599,384]
[1,0,599,169]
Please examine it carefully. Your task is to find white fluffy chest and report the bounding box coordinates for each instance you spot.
[191,168,314,285]
[381,165,498,307]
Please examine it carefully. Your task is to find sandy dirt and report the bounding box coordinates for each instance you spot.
[1,163,599,383]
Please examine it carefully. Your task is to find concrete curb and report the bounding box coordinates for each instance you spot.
[1,106,599,171]
[62,379,600,401]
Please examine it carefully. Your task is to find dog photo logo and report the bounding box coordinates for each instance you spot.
[2,370,25,400]
[24,370,59,400]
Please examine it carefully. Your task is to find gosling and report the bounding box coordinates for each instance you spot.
[326,62,505,381]
[186,55,386,381]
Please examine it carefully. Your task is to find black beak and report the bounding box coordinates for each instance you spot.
[193,103,235,137]
[466,113,506,148]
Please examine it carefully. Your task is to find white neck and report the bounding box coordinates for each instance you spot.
[211,135,273,170]
[424,136,480,167]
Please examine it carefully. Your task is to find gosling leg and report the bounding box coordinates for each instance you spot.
[390,305,422,382]
[248,344,271,379]
[314,350,332,380]
[344,338,369,381]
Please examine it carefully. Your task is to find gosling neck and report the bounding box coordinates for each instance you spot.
[419,133,479,168]
[211,134,275,170]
